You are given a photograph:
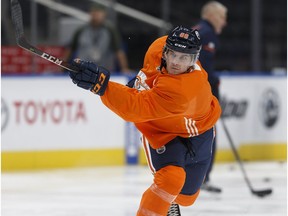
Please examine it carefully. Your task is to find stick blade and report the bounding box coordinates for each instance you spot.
[11,0,24,41]
[252,188,273,198]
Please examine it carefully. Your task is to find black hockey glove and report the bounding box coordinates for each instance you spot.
[69,59,110,96]
[126,76,137,88]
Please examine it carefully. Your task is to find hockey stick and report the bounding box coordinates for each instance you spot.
[220,118,273,197]
[10,0,79,73]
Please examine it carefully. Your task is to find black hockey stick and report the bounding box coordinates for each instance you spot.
[220,118,273,197]
[10,0,79,73]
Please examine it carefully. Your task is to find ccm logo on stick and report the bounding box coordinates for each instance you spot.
[41,52,63,65]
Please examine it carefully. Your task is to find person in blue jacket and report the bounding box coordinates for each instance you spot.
[193,1,227,193]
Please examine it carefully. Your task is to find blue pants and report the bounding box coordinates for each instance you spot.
[145,127,215,195]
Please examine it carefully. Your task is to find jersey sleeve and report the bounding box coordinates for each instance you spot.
[100,77,187,123]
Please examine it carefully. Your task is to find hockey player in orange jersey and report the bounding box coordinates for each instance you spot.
[69,26,221,216]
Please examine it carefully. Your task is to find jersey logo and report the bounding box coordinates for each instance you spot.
[134,71,150,91]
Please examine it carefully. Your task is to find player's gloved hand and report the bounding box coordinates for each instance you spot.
[69,59,110,96]
[126,76,137,88]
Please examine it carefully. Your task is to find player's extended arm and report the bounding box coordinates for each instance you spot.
[101,81,186,123]
[69,60,186,123]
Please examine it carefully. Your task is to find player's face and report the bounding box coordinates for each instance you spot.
[165,50,194,75]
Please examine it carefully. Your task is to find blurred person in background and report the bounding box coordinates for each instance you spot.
[65,3,130,74]
[193,1,227,193]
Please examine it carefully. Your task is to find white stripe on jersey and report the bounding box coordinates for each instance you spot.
[142,136,156,174]
[184,117,199,137]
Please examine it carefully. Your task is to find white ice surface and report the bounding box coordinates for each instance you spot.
[1,162,287,216]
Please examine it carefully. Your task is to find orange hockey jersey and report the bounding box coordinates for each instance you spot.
[101,36,221,149]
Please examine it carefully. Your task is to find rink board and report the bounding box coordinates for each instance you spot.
[215,75,287,162]
[1,74,287,171]
[1,75,127,171]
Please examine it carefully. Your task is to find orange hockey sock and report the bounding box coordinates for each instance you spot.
[137,165,186,216]
[174,190,200,206]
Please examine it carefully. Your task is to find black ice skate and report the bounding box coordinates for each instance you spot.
[167,203,181,216]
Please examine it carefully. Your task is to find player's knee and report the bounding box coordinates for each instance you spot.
[136,166,186,216]
[175,190,200,206]
[154,165,186,196]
